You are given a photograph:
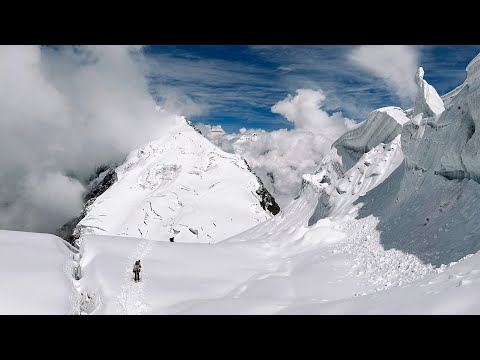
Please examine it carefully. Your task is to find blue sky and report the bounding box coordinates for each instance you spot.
[143,45,480,133]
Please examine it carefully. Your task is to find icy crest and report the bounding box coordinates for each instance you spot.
[413,66,445,118]
[331,107,409,171]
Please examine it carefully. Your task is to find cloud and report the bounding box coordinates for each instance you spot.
[199,124,334,207]
[198,89,356,207]
[1,172,85,233]
[143,46,425,130]
[271,88,356,142]
[157,88,209,118]
[144,50,287,128]
[348,45,420,103]
[0,45,180,233]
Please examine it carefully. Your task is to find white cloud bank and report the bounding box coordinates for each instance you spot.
[199,89,357,207]
[0,45,180,233]
[271,88,356,141]
[348,45,420,102]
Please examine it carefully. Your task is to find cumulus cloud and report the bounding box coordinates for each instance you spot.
[271,88,356,141]
[348,45,420,103]
[1,172,85,233]
[157,88,209,118]
[0,45,180,233]
[198,89,357,207]
[198,124,333,207]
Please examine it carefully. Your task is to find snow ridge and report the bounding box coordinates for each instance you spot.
[413,66,445,118]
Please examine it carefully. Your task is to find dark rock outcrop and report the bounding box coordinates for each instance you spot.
[243,160,280,216]
[55,168,118,245]
[83,169,117,202]
[186,119,203,135]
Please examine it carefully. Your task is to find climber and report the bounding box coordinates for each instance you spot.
[133,260,141,282]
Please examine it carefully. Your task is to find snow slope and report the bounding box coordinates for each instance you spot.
[73,211,433,314]
[7,53,480,315]
[0,230,75,314]
[72,135,430,314]
[280,252,480,314]
[75,234,274,314]
[72,51,480,314]
[74,118,278,245]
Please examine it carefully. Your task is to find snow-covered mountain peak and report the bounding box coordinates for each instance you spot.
[232,132,258,155]
[236,132,258,142]
[70,117,279,245]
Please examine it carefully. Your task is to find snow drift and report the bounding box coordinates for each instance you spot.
[0,230,74,314]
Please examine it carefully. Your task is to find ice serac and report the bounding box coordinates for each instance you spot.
[332,107,409,171]
[73,117,278,245]
[413,67,445,118]
[308,107,409,225]
[462,53,480,177]
[351,53,480,266]
[441,80,466,109]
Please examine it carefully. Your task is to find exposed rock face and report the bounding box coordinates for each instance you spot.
[55,216,84,245]
[186,119,203,135]
[83,168,118,202]
[55,168,117,245]
[242,160,280,215]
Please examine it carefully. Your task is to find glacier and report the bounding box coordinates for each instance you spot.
[4,52,480,314]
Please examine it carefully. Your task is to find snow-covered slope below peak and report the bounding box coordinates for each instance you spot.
[74,118,278,245]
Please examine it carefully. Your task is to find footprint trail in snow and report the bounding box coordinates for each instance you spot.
[116,239,153,315]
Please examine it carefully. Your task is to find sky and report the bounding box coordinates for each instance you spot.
[0,45,479,234]
[144,45,480,132]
